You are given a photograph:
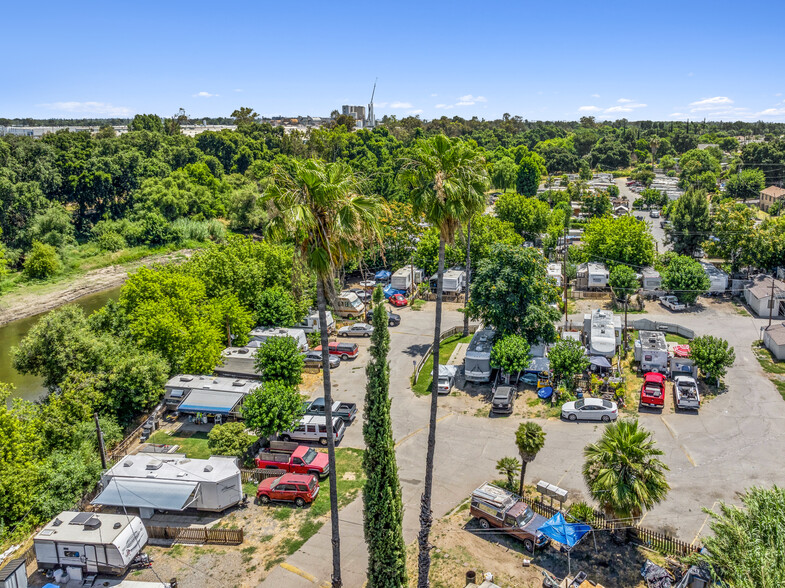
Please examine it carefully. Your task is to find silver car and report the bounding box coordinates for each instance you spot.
[562,398,618,422]
[338,322,374,337]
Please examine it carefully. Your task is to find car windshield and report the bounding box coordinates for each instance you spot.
[302,448,318,464]
[271,476,284,488]
[308,478,317,490]
[601,399,613,408]
[574,399,585,409]
[517,507,535,526]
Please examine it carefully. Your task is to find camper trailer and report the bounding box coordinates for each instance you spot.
[295,310,336,334]
[390,265,423,292]
[584,309,621,358]
[700,262,728,296]
[34,511,148,576]
[93,455,243,518]
[249,327,308,351]
[634,330,668,372]
[547,263,563,287]
[576,263,609,290]
[335,292,366,318]
[641,267,662,295]
[464,328,496,383]
[429,269,466,294]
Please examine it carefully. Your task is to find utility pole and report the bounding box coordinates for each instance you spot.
[463,219,472,337]
[226,318,232,349]
[563,224,568,327]
[94,413,107,470]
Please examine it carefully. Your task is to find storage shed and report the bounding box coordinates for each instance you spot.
[93,455,243,518]
[576,263,609,290]
[34,512,147,575]
[0,558,26,588]
[763,323,785,361]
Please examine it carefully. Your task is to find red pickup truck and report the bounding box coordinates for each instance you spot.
[640,372,666,409]
[255,445,330,478]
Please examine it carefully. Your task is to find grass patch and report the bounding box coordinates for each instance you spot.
[169,544,184,558]
[473,406,490,418]
[412,333,472,396]
[260,534,274,543]
[665,333,690,344]
[241,545,257,563]
[265,556,284,571]
[148,430,211,459]
[410,298,426,311]
[753,342,785,401]
[272,507,293,521]
[242,482,257,497]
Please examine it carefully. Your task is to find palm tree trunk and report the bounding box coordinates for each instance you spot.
[418,237,445,588]
[519,460,528,496]
[317,278,342,588]
[463,219,472,338]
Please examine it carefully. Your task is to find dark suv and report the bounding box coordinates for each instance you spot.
[490,385,516,415]
[365,308,401,327]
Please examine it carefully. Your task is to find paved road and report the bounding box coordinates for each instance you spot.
[615,178,670,253]
[263,299,785,587]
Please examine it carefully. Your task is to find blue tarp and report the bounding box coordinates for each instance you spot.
[383,285,405,299]
[375,270,391,280]
[537,512,592,549]
[538,386,553,399]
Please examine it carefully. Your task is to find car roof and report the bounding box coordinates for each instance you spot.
[644,372,665,382]
[281,473,315,483]
[583,397,605,406]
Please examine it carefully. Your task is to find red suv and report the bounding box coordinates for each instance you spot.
[256,473,319,507]
[314,341,359,360]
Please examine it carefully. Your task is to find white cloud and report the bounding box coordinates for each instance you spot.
[408,109,424,115]
[233,89,243,93]
[430,93,438,97]
[617,98,633,103]
[669,112,687,117]
[456,101,474,106]
[390,101,412,109]
[688,96,733,111]
[756,107,785,116]
[776,93,783,97]
[434,103,453,110]
[605,105,633,113]
[459,94,487,103]
[578,105,601,112]
[39,101,132,116]
[591,94,601,98]
[194,91,218,97]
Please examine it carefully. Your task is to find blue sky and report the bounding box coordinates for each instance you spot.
[3,0,784,122]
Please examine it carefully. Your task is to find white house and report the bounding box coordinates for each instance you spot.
[744,275,785,318]
[763,323,785,361]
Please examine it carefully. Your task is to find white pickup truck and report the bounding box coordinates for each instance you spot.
[674,376,700,410]
[659,295,686,312]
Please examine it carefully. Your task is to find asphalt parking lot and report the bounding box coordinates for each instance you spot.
[265,297,785,587]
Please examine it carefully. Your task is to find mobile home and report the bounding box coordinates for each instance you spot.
[249,327,308,351]
[464,328,496,383]
[641,267,662,294]
[34,511,148,575]
[584,309,621,358]
[214,346,259,380]
[576,263,609,290]
[700,262,728,296]
[93,455,243,518]
[164,374,260,413]
[390,265,423,292]
[335,291,365,318]
[634,330,668,372]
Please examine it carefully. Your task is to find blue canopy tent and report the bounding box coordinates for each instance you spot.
[538,512,596,576]
[374,269,391,282]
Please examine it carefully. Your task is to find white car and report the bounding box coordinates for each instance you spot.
[338,322,374,337]
[650,210,661,218]
[562,398,618,422]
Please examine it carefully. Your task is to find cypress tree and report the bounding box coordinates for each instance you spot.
[362,286,407,587]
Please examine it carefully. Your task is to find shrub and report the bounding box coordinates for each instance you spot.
[207,422,256,458]
[172,218,210,242]
[94,231,127,252]
[23,241,61,279]
[253,336,304,386]
[568,501,595,524]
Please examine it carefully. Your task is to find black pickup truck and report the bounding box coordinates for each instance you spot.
[303,397,357,423]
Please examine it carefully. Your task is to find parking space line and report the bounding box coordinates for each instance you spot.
[692,501,718,545]
[279,562,319,583]
[395,413,453,448]
[660,415,696,466]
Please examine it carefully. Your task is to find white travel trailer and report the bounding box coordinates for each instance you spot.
[295,310,335,334]
[547,263,563,287]
[34,511,148,575]
[634,330,668,372]
[576,263,609,290]
[700,262,728,296]
[249,327,308,351]
[390,265,423,292]
[429,269,466,293]
[464,328,496,383]
[584,309,621,358]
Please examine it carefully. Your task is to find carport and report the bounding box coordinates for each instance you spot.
[93,478,199,518]
[176,389,243,415]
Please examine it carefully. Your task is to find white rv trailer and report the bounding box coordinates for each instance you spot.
[248,327,308,351]
[700,262,728,296]
[585,309,621,358]
[464,328,496,383]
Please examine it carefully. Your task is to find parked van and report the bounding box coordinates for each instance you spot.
[314,341,359,361]
[280,415,346,446]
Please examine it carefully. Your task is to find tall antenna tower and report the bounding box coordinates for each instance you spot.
[367,78,377,128]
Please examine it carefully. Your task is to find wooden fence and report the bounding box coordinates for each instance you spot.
[145,526,243,545]
[240,468,286,484]
[412,323,480,384]
[523,494,700,558]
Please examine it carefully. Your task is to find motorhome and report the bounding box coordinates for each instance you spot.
[585,309,621,358]
[464,328,496,383]
[249,327,308,351]
[34,512,148,576]
[335,292,365,318]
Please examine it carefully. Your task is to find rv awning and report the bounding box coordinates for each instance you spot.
[92,478,198,511]
[589,356,612,368]
[178,390,243,414]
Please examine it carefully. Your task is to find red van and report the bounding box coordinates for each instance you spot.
[256,473,319,507]
[314,341,359,361]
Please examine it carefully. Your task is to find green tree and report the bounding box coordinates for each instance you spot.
[689,335,735,385]
[241,381,304,439]
[266,157,384,588]
[401,134,488,587]
[468,243,560,342]
[516,154,544,196]
[659,154,676,171]
[490,334,531,376]
[679,148,720,188]
[668,189,712,257]
[640,188,667,208]
[548,338,590,388]
[583,420,669,524]
[231,107,259,125]
[363,287,407,587]
[496,457,521,491]
[582,216,655,268]
[23,241,61,279]
[609,264,639,300]
[579,159,592,180]
[490,157,517,191]
[725,168,765,202]
[494,193,550,240]
[661,254,711,304]
[255,286,298,327]
[207,422,256,458]
[582,193,613,218]
[703,201,756,272]
[515,422,546,495]
[129,113,164,133]
[254,336,303,386]
[690,486,785,588]
[26,204,75,249]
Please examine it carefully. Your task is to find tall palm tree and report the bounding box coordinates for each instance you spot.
[266,158,384,588]
[582,419,670,528]
[515,422,546,495]
[402,134,488,588]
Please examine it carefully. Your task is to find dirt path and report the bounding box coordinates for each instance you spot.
[0,249,194,327]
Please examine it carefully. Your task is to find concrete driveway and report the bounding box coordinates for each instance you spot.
[263,299,785,587]
[615,178,670,253]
